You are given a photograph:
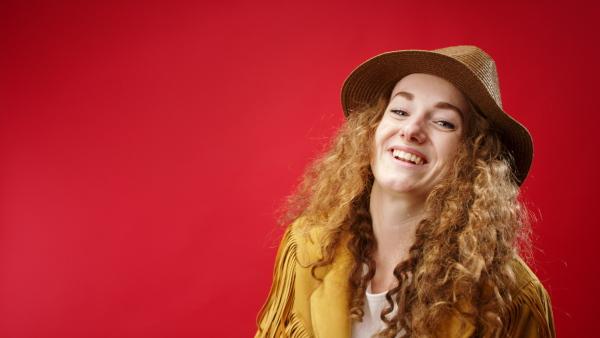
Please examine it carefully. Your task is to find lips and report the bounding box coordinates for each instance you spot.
[392,149,426,165]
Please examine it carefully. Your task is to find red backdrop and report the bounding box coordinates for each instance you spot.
[1,1,598,336]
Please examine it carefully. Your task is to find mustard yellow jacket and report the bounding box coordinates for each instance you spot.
[256,224,555,337]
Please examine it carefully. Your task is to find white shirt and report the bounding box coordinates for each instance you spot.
[351,283,406,337]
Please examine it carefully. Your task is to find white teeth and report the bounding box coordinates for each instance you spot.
[392,149,424,164]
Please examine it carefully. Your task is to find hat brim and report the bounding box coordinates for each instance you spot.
[340,50,533,186]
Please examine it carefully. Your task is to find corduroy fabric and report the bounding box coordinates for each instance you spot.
[340,46,533,185]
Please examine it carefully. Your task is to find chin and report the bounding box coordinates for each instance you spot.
[377,179,416,194]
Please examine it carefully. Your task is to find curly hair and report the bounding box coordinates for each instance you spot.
[283,92,531,337]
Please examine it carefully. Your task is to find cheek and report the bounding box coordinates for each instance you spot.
[440,136,463,162]
[371,126,388,167]
[374,122,396,145]
[373,125,386,151]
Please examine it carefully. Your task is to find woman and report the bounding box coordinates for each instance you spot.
[255,46,555,337]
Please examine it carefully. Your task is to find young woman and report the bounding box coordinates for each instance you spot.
[255,46,555,337]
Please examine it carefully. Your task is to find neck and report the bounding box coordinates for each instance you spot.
[369,182,425,264]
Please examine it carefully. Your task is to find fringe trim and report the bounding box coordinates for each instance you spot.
[255,227,312,338]
[503,279,555,338]
[285,312,312,338]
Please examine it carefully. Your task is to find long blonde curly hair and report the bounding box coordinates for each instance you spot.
[283,91,531,337]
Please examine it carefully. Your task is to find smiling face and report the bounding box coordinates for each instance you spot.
[371,73,471,201]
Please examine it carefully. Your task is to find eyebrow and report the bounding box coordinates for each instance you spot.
[435,102,464,116]
[393,91,414,100]
[392,91,464,116]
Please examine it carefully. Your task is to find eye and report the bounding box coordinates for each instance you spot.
[435,120,456,129]
[390,109,408,116]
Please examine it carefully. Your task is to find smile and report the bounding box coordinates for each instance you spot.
[392,149,426,165]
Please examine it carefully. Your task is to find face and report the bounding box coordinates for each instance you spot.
[371,73,471,200]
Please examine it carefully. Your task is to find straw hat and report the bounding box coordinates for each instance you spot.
[341,46,533,185]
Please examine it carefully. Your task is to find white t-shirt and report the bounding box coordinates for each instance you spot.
[351,283,406,337]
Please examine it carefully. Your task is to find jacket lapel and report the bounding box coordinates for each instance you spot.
[309,244,353,337]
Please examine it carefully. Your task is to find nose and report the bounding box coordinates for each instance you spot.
[400,118,426,143]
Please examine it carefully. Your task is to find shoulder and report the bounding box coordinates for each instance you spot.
[255,219,352,338]
[510,256,542,293]
[503,256,556,338]
[255,219,322,337]
[286,218,327,265]
[442,257,556,338]
[285,217,351,266]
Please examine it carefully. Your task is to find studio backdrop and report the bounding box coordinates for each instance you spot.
[1,1,598,336]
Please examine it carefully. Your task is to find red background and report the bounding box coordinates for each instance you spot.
[1,1,598,337]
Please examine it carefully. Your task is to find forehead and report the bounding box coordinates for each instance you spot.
[391,73,469,104]
[390,73,471,120]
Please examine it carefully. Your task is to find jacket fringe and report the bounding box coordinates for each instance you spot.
[255,228,554,338]
[502,260,556,338]
[255,227,312,338]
